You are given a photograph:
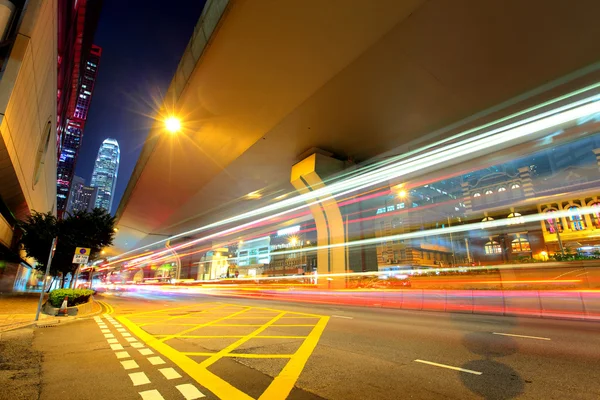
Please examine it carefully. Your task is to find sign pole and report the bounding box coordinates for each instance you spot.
[35,237,57,322]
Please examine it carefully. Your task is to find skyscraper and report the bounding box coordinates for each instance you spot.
[57,44,102,215]
[90,138,120,213]
[65,175,98,215]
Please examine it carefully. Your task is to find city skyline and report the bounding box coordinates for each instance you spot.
[56,45,102,215]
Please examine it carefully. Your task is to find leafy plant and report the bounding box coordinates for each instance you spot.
[48,288,94,307]
[18,209,116,287]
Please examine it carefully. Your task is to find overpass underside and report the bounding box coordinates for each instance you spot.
[110,0,600,274]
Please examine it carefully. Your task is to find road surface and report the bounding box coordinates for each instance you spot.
[33,292,600,400]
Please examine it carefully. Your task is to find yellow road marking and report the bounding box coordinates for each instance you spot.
[158,307,252,343]
[98,301,114,315]
[259,316,329,400]
[137,304,230,327]
[117,303,329,400]
[154,335,307,339]
[182,353,294,359]
[199,313,285,369]
[117,315,254,400]
[123,304,204,318]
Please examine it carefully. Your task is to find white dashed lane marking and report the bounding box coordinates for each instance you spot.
[97,315,206,399]
[139,389,165,400]
[129,372,151,386]
[492,332,551,341]
[147,356,166,366]
[176,384,206,399]
[159,368,182,380]
[414,359,482,375]
[121,360,140,370]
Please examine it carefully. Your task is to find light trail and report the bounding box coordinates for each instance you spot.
[106,89,600,266]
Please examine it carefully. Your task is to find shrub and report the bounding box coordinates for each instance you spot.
[48,288,94,308]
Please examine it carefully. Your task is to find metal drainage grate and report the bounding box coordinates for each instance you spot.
[36,320,60,328]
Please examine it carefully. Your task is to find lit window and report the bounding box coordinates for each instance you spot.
[511,183,521,189]
[545,209,562,233]
[485,190,493,195]
[591,202,600,228]
[507,212,525,225]
[568,206,585,231]
[498,187,507,192]
[473,192,481,198]
[484,241,502,255]
[511,237,531,253]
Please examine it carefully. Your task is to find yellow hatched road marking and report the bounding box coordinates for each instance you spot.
[158,307,252,343]
[116,304,329,400]
[182,353,294,359]
[137,304,231,327]
[118,315,254,400]
[198,313,286,368]
[259,316,329,400]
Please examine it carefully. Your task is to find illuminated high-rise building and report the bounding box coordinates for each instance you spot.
[57,44,102,215]
[65,175,98,215]
[90,139,120,213]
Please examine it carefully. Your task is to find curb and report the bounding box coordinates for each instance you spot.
[0,298,104,332]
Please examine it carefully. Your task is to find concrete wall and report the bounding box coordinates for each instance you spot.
[0,0,58,219]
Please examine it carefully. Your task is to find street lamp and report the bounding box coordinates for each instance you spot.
[164,116,181,134]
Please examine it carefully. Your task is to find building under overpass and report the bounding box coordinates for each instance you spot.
[111,0,600,276]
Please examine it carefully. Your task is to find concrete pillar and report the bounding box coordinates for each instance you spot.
[291,151,347,287]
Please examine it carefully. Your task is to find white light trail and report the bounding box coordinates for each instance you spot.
[108,90,600,265]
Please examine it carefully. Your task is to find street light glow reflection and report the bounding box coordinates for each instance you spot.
[164,116,181,133]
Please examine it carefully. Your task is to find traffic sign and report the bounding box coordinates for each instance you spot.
[73,247,91,264]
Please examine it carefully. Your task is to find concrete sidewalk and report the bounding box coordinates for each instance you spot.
[0,293,101,332]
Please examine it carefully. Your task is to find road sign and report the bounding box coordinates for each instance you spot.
[73,247,91,264]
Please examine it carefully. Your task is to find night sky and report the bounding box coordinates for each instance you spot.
[75,0,206,213]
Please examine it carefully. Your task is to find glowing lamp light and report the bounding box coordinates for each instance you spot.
[164,116,181,133]
[398,190,407,198]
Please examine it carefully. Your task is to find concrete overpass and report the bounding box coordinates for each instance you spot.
[112,0,600,256]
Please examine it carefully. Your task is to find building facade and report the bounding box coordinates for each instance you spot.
[0,0,58,291]
[57,44,102,214]
[65,175,98,214]
[90,138,120,212]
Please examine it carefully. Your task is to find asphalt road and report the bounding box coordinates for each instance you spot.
[33,292,600,400]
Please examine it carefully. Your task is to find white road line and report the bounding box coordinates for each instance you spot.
[110,344,124,351]
[139,349,154,356]
[107,338,119,344]
[331,315,353,319]
[158,367,182,380]
[114,325,123,328]
[101,329,111,333]
[414,359,482,375]
[492,332,551,341]
[98,325,108,329]
[117,328,126,332]
[104,333,115,338]
[139,390,165,400]
[175,384,205,399]
[147,356,166,365]
[120,360,139,370]
[125,337,138,342]
[115,351,130,359]
[129,372,151,386]
[122,333,132,337]
[131,342,144,348]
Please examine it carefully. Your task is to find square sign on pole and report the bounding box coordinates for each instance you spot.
[73,247,91,264]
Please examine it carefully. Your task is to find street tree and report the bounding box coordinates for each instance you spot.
[18,208,116,287]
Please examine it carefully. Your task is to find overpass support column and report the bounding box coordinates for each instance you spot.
[291,151,347,288]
